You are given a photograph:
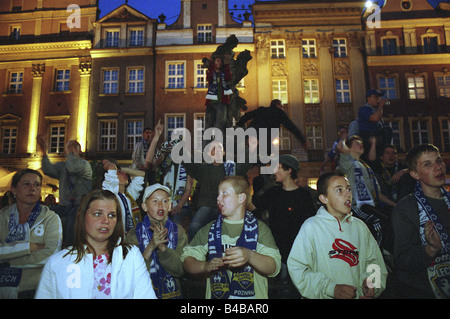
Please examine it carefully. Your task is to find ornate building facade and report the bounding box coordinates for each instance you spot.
[0,0,98,194]
[363,0,450,157]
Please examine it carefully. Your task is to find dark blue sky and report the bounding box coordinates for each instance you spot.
[98,0,258,23]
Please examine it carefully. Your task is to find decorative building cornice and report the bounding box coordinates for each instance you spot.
[0,40,92,53]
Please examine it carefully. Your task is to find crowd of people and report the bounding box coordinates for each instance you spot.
[1,85,449,300]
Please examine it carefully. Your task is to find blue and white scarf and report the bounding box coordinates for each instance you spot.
[353,159,379,208]
[135,216,181,299]
[117,192,134,232]
[5,202,41,243]
[1,203,41,288]
[414,181,450,298]
[208,211,258,299]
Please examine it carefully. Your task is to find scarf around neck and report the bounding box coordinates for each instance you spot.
[5,202,41,243]
[208,211,258,299]
[135,215,181,299]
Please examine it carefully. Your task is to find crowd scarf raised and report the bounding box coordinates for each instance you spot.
[1,202,41,288]
[135,215,182,299]
[414,181,450,299]
[208,211,258,299]
[353,159,380,209]
[117,192,134,232]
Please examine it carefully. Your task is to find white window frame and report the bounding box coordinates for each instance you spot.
[439,117,450,152]
[101,68,119,94]
[335,78,351,103]
[272,79,288,104]
[99,120,118,151]
[383,117,404,151]
[129,28,144,46]
[49,124,66,154]
[127,67,144,93]
[435,73,450,98]
[55,69,70,92]
[125,119,143,151]
[105,29,120,47]
[410,117,432,147]
[194,113,206,150]
[197,24,212,43]
[378,74,399,99]
[194,61,207,89]
[306,125,323,150]
[303,79,320,104]
[165,113,185,141]
[302,39,316,58]
[1,126,17,154]
[270,40,286,58]
[333,38,347,58]
[406,74,426,99]
[166,61,186,89]
[8,71,23,94]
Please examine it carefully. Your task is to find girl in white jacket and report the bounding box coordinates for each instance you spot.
[287,171,387,299]
[35,189,156,299]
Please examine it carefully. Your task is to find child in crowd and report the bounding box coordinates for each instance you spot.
[288,171,387,299]
[181,176,281,299]
[35,189,156,299]
[126,183,187,299]
[391,144,450,299]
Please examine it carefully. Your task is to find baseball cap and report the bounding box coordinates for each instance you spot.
[366,89,384,97]
[279,154,299,173]
[143,183,171,201]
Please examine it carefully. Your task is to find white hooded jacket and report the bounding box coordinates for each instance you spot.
[287,206,387,299]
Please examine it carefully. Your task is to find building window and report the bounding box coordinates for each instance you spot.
[407,75,426,99]
[270,40,285,58]
[129,29,144,46]
[102,69,119,94]
[197,24,212,43]
[10,25,20,40]
[411,119,430,146]
[194,113,205,149]
[335,79,351,103]
[423,36,438,54]
[382,38,398,55]
[125,119,143,150]
[127,68,144,93]
[106,30,120,47]
[306,125,323,149]
[9,71,23,94]
[384,119,403,150]
[272,79,288,104]
[302,39,316,58]
[333,39,347,58]
[441,118,450,152]
[165,114,185,141]
[436,75,450,98]
[1,127,17,154]
[194,61,207,88]
[304,79,320,104]
[278,126,291,151]
[55,69,70,92]
[166,62,185,89]
[49,124,66,154]
[378,76,398,99]
[99,120,117,151]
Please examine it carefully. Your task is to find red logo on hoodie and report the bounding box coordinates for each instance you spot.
[328,238,359,267]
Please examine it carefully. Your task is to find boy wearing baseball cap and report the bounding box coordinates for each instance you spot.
[126,183,188,299]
